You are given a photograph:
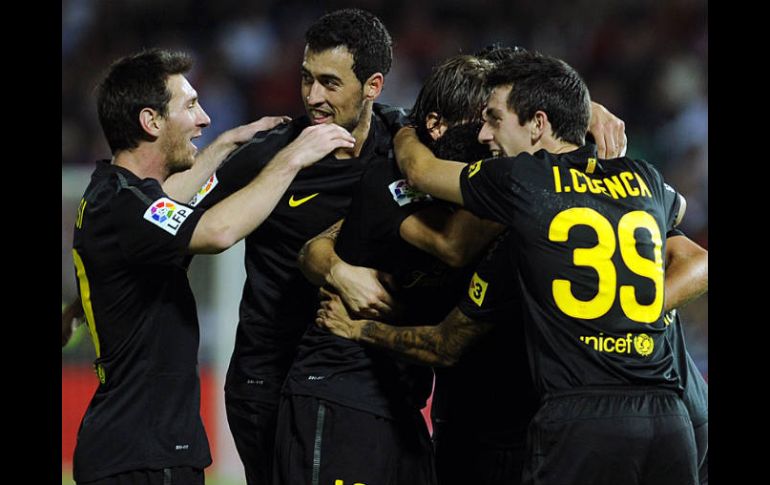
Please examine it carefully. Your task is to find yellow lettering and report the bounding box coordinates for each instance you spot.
[585,335,599,350]
[603,176,626,199]
[570,168,587,193]
[620,172,640,196]
[592,178,609,197]
[586,157,597,174]
[615,336,626,353]
[552,166,563,193]
[583,174,603,194]
[635,172,652,197]
[602,336,615,352]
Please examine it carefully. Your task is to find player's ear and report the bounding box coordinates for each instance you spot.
[530,110,548,144]
[139,108,163,138]
[363,72,384,101]
[425,112,448,141]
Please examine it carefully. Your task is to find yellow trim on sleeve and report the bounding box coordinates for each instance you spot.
[72,248,106,384]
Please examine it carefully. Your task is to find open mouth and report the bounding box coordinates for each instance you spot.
[309,109,333,124]
[190,134,202,151]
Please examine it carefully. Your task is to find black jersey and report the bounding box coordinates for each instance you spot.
[72,162,210,482]
[437,230,538,446]
[191,109,396,401]
[459,145,683,396]
[284,154,472,418]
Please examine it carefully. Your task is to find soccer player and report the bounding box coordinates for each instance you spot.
[275,54,502,485]
[184,9,400,484]
[70,48,353,485]
[320,51,702,484]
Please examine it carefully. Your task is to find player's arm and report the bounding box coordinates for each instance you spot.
[394,127,466,205]
[399,205,504,268]
[664,233,707,311]
[62,295,85,347]
[299,220,396,318]
[316,288,492,367]
[588,101,627,159]
[163,116,291,203]
[189,124,354,253]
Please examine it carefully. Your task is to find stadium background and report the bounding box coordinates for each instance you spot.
[61,0,708,483]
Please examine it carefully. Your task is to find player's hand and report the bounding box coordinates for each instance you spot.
[328,260,396,319]
[219,115,292,146]
[588,102,627,159]
[282,124,356,169]
[316,287,362,340]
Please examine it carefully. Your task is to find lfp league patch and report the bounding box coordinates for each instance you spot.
[388,179,432,207]
[143,197,193,235]
[189,173,218,207]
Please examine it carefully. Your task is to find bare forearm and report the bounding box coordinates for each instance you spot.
[357,320,459,366]
[163,135,237,203]
[190,151,301,253]
[394,127,465,205]
[298,221,343,286]
[355,308,491,367]
[664,250,708,311]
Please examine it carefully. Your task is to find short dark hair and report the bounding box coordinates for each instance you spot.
[487,51,590,146]
[96,48,193,154]
[305,8,392,85]
[410,55,494,144]
[475,43,528,64]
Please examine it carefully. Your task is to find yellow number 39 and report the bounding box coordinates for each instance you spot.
[548,207,663,323]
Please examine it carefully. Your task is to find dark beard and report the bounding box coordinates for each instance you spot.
[431,121,491,163]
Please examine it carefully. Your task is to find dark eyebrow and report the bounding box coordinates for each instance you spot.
[300,67,342,85]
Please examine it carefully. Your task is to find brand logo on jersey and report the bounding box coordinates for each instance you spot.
[388,179,431,206]
[633,333,654,356]
[468,272,488,307]
[662,309,677,326]
[579,332,654,357]
[664,182,676,194]
[467,159,483,178]
[289,193,320,207]
[189,173,218,207]
[143,198,193,235]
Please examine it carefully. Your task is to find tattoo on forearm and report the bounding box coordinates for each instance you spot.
[359,308,491,366]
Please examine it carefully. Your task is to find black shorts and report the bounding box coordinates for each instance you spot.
[694,421,708,484]
[76,467,203,485]
[522,388,698,485]
[225,395,280,485]
[273,394,436,485]
[432,420,527,485]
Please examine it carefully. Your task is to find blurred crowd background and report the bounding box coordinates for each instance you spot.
[62,0,707,480]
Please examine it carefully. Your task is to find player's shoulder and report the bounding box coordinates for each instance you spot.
[226,115,309,162]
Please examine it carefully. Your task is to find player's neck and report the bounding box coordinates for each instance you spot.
[112,145,169,182]
[540,137,579,155]
[334,100,373,159]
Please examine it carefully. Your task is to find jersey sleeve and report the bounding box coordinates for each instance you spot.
[456,230,520,324]
[373,103,412,137]
[112,181,204,265]
[458,156,518,224]
[190,123,298,209]
[336,159,431,260]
